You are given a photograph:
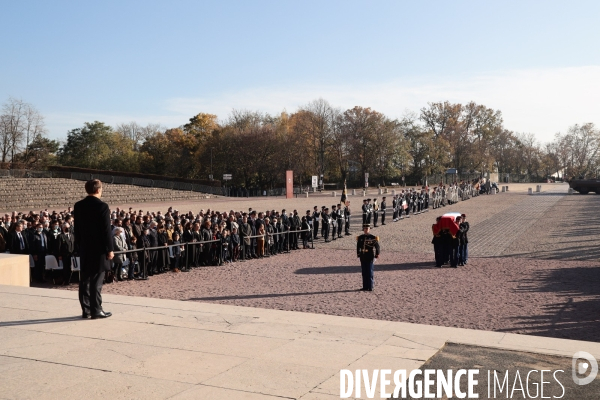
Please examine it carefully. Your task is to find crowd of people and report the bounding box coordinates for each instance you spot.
[0,179,487,285]
[0,202,357,284]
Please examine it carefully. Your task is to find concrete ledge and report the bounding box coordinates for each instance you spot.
[0,254,29,287]
[0,285,598,399]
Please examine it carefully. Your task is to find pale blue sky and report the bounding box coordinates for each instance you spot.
[1,1,599,142]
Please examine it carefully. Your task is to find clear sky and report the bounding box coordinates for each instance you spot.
[1,0,599,143]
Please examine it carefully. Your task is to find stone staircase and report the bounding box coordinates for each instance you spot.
[0,178,212,211]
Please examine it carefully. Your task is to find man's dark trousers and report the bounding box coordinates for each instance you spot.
[79,254,106,315]
[360,255,374,290]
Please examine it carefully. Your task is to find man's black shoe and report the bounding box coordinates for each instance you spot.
[91,311,112,319]
[82,312,91,319]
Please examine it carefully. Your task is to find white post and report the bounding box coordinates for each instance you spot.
[392,189,396,196]
[332,191,336,197]
[528,188,533,194]
[352,189,356,196]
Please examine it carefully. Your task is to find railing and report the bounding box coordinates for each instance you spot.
[111,229,316,279]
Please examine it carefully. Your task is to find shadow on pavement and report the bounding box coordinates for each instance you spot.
[188,289,359,301]
[294,261,436,275]
[499,266,600,342]
[0,316,84,327]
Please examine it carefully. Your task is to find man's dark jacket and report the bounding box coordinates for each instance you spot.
[73,196,113,273]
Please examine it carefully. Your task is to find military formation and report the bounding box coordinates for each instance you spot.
[431,214,470,268]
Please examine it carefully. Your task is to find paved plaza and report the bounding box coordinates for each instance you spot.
[48,183,600,342]
[4,183,600,398]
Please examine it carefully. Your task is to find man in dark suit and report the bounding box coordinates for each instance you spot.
[58,223,75,285]
[31,223,49,282]
[73,179,114,319]
[8,221,29,255]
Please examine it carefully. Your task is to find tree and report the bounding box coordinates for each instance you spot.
[115,122,163,150]
[13,135,59,168]
[293,99,336,184]
[0,97,46,163]
[58,121,115,169]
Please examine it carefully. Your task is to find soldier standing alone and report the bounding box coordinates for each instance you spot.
[356,224,380,291]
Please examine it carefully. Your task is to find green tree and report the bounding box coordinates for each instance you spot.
[58,121,113,168]
[13,135,59,168]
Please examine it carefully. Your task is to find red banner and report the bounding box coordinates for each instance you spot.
[286,170,293,199]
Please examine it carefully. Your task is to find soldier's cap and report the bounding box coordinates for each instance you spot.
[362,223,370,229]
[332,205,336,208]
[367,198,371,201]
[321,206,326,209]
[382,197,386,199]
[461,214,466,217]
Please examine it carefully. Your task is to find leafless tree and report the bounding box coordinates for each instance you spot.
[115,122,163,149]
[0,97,46,163]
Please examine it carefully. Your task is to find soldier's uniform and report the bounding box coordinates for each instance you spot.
[312,207,320,240]
[344,203,351,235]
[322,208,330,242]
[392,196,398,221]
[380,197,387,225]
[362,200,369,225]
[372,199,379,227]
[330,205,337,241]
[336,204,344,238]
[356,224,380,291]
[320,206,327,238]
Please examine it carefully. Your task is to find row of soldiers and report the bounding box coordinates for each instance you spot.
[360,188,431,227]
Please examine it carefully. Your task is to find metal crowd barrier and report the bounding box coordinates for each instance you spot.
[238,228,315,261]
[113,242,185,279]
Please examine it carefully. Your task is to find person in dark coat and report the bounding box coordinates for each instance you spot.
[7,221,29,255]
[458,214,469,266]
[30,223,49,282]
[300,217,310,249]
[146,222,158,275]
[182,222,196,269]
[432,217,442,268]
[73,179,114,319]
[57,223,76,284]
[155,223,170,272]
[201,221,212,265]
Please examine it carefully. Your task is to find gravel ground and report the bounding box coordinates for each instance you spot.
[43,183,600,342]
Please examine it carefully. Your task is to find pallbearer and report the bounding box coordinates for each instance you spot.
[356,224,380,291]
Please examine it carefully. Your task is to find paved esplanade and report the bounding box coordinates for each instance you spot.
[1,285,598,399]
[469,185,568,257]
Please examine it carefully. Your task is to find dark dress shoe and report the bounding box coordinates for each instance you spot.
[82,312,91,319]
[91,311,112,319]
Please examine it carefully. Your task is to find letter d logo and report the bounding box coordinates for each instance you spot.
[572,351,598,386]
